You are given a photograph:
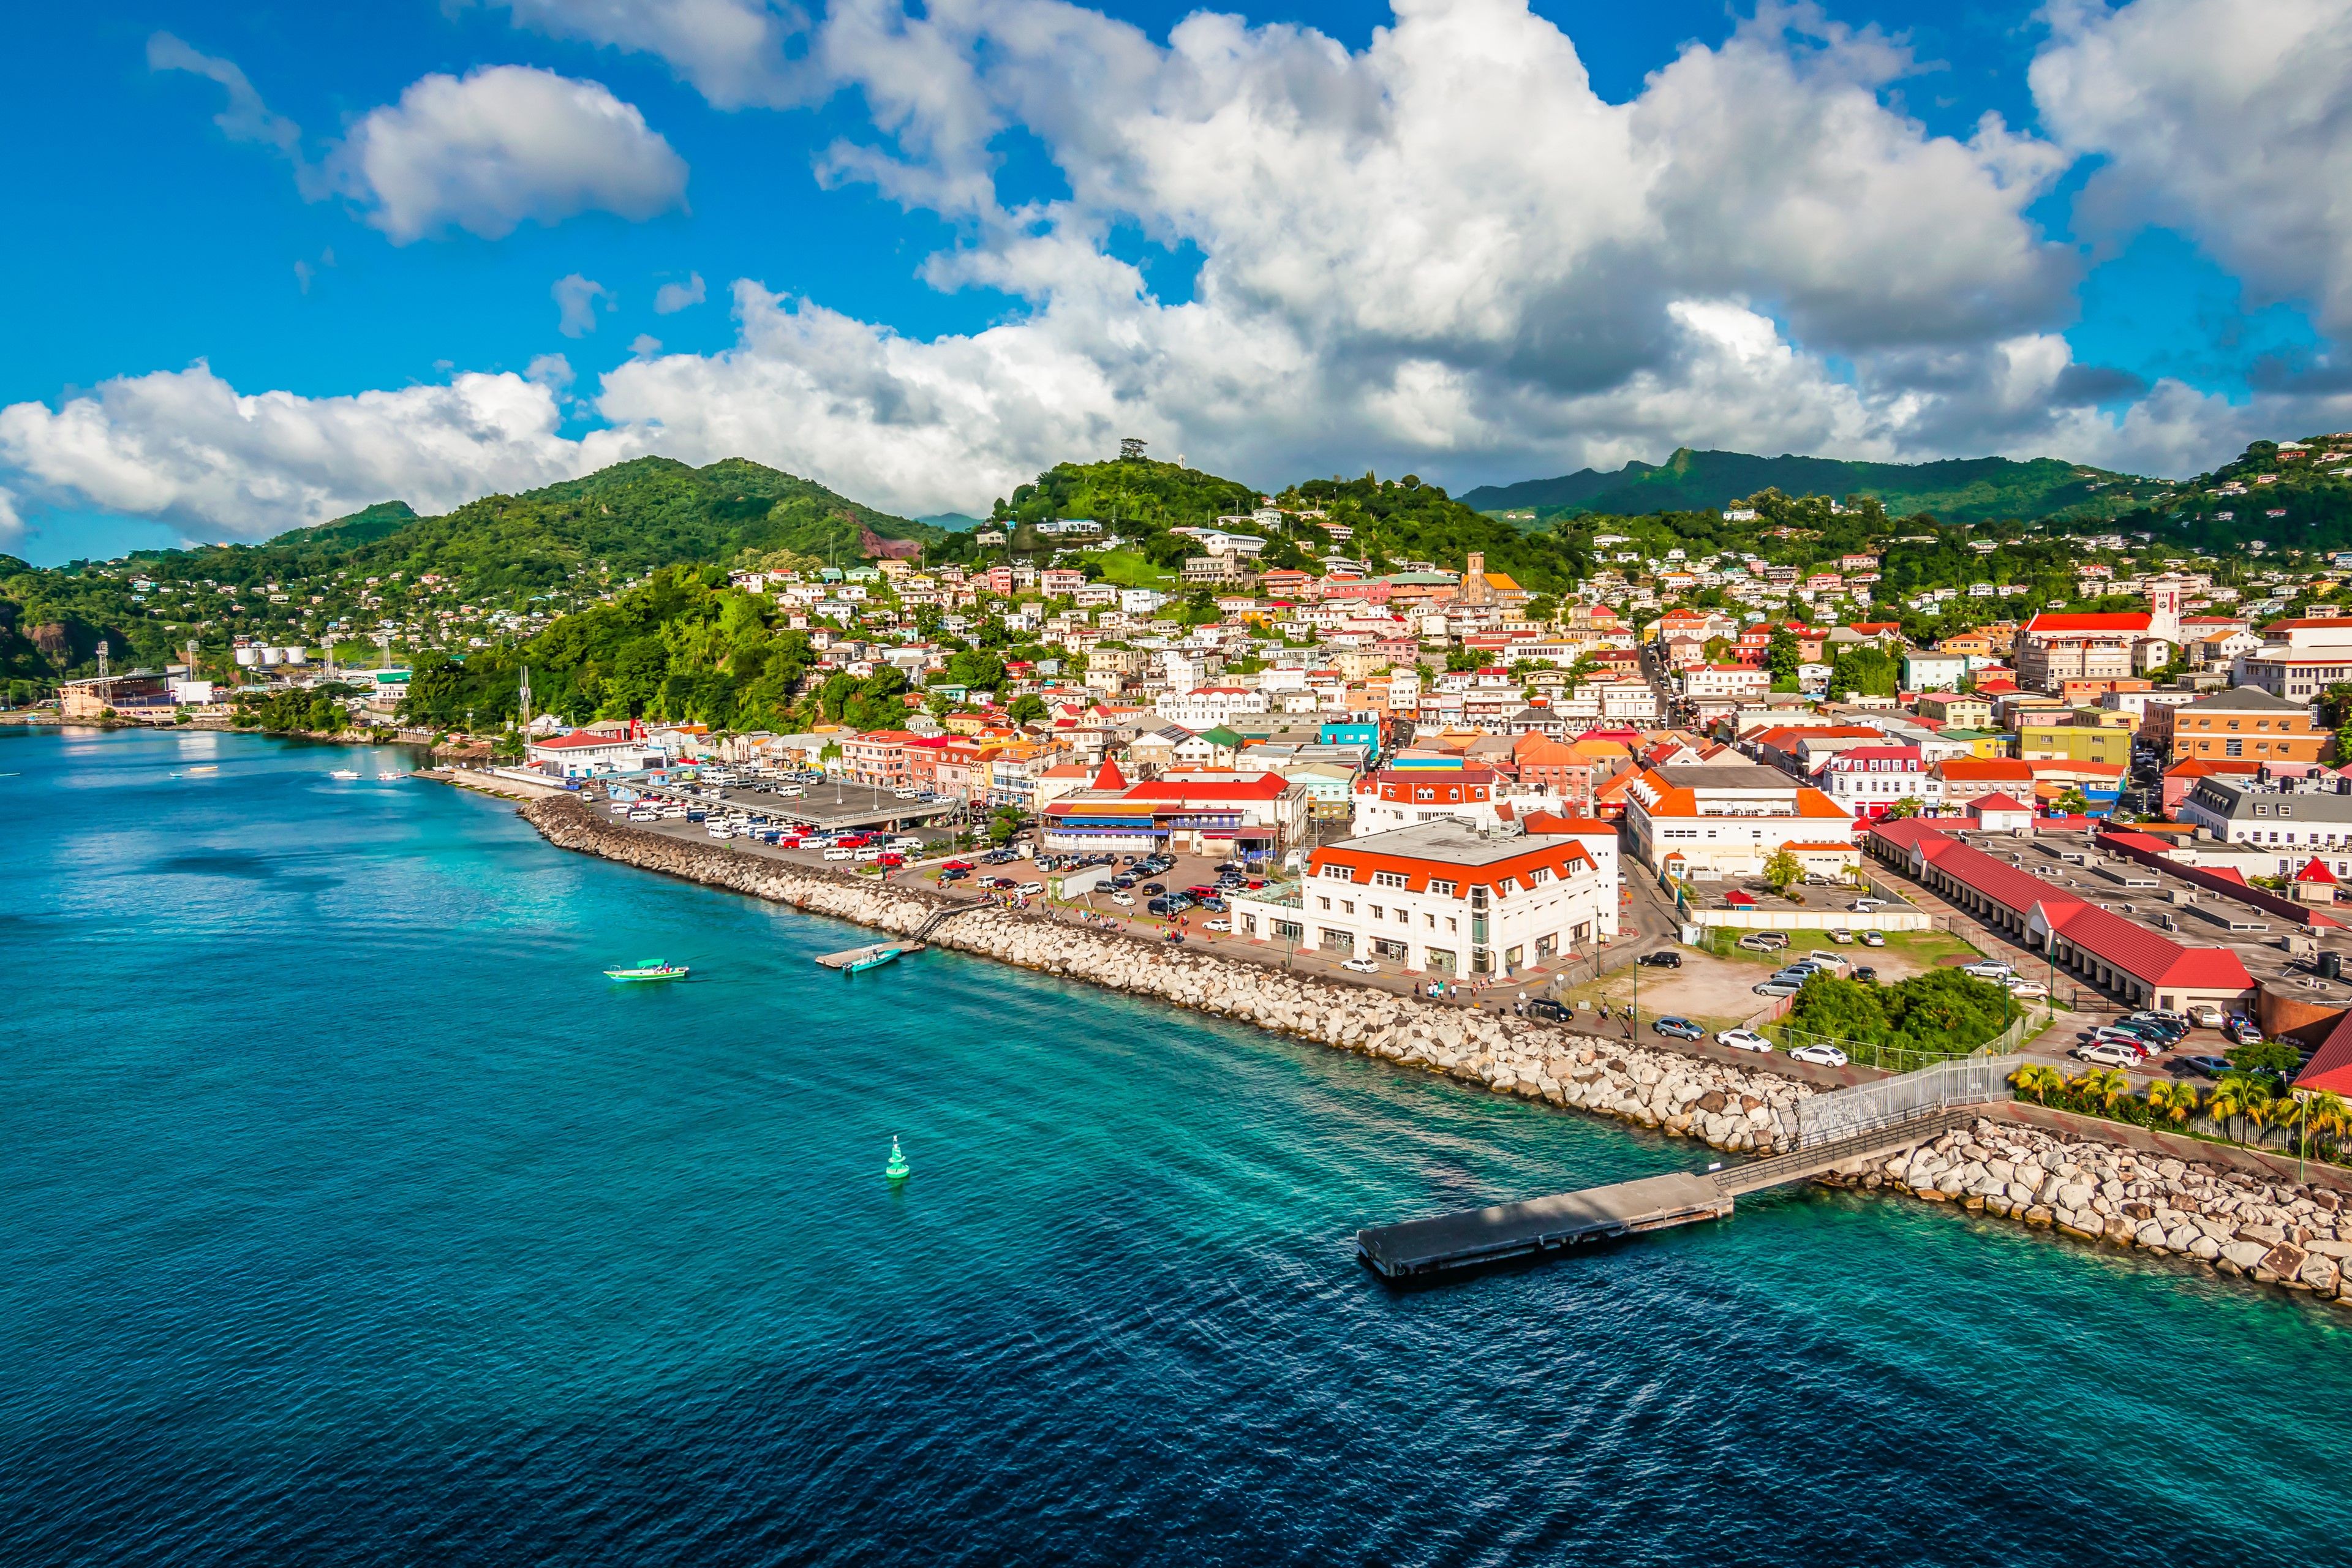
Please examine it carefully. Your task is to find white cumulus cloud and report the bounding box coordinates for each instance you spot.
[2035,0,2352,334]
[484,0,821,108]
[553,274,616,337]
[0,364,644,542]
[41,0,2352,554]
[654,272,707,313]
[330,66,690,243]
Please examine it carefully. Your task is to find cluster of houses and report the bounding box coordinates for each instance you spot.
[423,516,2352,1001]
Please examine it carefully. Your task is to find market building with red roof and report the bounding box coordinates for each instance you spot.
[1863,818,2255,1014]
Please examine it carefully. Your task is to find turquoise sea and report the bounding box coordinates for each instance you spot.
[4,725,2349,1566]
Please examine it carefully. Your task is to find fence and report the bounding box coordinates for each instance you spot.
[1791,1054,2022,1148]
[1765,1010,2038,1077]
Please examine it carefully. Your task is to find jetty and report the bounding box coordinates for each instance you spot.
[1356,1058,2016,1280]
[813,941,924,970]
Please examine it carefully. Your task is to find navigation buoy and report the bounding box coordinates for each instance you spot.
[884,1136,911,1182]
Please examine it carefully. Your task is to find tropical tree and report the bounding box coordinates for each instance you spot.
[2081,1066,2133,1117]
[2145,1078,2201,1129]
[2306,1090,2351,1156]
[2054,788,2090,817]
[1886,796,1924,820]
[2209,1072,2269,1145]
[1762,848,1804,896]
[2010,1064,2065,1106]
[1006,693,1047,726]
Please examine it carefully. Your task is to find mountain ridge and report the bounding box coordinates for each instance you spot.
[1461,447,2156,525]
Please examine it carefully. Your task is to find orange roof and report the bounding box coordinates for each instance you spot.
[1936,758,2034,780]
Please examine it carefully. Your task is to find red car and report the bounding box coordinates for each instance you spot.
[941,859,975,871]
[837,833,872,849]
[875,852,905,867]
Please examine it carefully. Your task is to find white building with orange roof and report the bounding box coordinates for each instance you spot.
[1230,817,1615,978]
[1621,761,1856,878]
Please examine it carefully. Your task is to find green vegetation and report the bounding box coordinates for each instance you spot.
[0,458,954,693]
[398,565,820,732]
[232,683,358,734]
[1784,968,2017,1055]
[1463,447,2152,526]
[2011,1068,2351,1164]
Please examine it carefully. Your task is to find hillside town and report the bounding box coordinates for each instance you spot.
[42,482,2352,1099]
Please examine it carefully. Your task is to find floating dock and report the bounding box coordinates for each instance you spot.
[1356,1103,1983,1281]
[813,941,923,970]
[1355,1172,1733,1279]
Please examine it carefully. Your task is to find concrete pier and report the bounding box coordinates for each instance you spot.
[1357,1172,1732,1279]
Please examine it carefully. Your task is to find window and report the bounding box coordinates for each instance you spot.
[1368,905,1383,919]
[1429,880,1456,896]
[1318,897,1332,910]
[1341,900,1354,914]
[1371,870,1407,889]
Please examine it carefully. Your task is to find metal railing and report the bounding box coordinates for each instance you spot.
[1789,1054,2021,1149]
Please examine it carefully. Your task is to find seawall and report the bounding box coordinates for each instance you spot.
[519,795,2352,1305]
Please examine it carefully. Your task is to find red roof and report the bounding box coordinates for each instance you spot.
[1970,793,2032,813]
[2025,612,2153,633]
[1121,774,1291,802]
[2297,857,2340,886]
[1091,756,1128,790]
[2296,1011,2352,1096]
[1872,818,2255,994]
[533,731,632,750]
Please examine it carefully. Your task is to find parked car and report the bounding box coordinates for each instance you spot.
[1960,959,2014,980]
[823,847,856,861]
[1716,1028,1773,1052]
[1142,883,1166,895]
[2185,1003,2228,1029]
[1340,957,1381,974]
[2125,1012,2187,1039]
[2003,979,2049,999]
[1850,899,1885,913]
[1851,966,1878,982]
[1773,964,1828,983]
[1204,919,1232,932]
[1653,1016,1705,1040]
[2176,1054,2231,1079]
[2075,1041,2143,1067]
[1737,932,1790,952]
[1858,930,1886,948]
[1788,1042,1850,1067]
[2227,1016,2266,1046]
[2087,1031,2154,1059]
[1017,881,1044,895]
[1636,951,1683,968]
[1827,929,1855,944]
[1527,998,1572,1023]
[938,867,971,882]
[1804,950,1847,969]
[1752,979,1803,998]
[1107,891,1134,907]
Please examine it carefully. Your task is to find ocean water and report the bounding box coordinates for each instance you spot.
[3,726,2348,1567]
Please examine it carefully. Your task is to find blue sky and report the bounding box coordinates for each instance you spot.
[4,0,2347,562]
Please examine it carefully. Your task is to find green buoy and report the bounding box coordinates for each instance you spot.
[884,1136,911,1182]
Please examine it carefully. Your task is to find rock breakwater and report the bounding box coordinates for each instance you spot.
[522,796,2352,1305]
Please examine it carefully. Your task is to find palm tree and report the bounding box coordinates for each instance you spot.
[2274,1093,2310,1163]
[2010,1064,2063,1106]
[2146,1079,2201,1129]
[2208,1073,2256,1144]
[2306,1090,2352,1164]
[2083,1066,2133,1117]
[2241,1084,2278,1147]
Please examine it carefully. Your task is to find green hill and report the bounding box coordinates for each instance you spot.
[2120,437,2352,553]
[1461,448,2157,526]
[0,457,955,693]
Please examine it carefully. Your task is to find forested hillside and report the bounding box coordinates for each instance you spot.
[0,458,957,693]
[1463,447,2154,526]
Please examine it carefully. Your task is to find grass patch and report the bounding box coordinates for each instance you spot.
[1093,549,1176,588]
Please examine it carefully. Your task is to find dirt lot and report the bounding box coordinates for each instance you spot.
[1543,927,1992,1035]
